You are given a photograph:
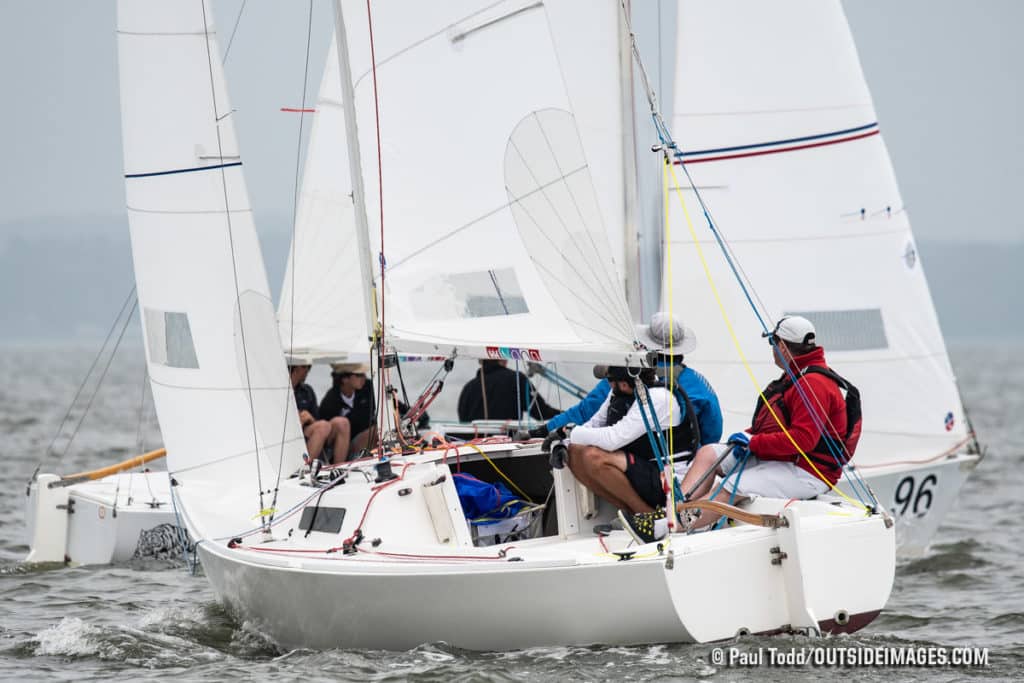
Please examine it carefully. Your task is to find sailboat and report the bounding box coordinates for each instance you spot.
[281,0,980,560]
[656,0,982,558]
[24,449,178,564]
[114,0,894,650]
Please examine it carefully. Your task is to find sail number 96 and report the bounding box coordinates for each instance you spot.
[893,474,937,517]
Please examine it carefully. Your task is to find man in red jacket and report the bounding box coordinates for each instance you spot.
[620,315,861,542]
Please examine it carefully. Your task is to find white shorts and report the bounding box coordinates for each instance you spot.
[709,444,829,500]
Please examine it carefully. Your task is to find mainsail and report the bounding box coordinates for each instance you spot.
[327,0,637,363]
[117,0,306,537]
[664,0,968,465]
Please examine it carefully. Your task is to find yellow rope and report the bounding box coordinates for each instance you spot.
[663,159,677,529]
[465,444,534,504]
[665,160,868,512]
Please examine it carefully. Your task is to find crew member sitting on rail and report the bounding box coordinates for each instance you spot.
[318,362,376,462]
[289,363,350,465]
[457,359,560,423]
[619,315,862,543]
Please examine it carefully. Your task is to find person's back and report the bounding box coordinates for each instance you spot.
[457,359,559,422]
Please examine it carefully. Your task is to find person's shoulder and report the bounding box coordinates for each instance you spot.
[679,366,717,395]
[801,367,844,392]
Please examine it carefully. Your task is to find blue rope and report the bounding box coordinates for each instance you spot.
[711,449,750,530]
[634,384,684,503]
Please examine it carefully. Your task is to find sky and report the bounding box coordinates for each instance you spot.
[1,1,1023,241]
[0,1,1021,341]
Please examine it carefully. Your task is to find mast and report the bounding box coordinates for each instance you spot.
[332,0,379,344]
[618,0,643,322]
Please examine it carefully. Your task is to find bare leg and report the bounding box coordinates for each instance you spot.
[568,445,655,514]
[303,420,331,462]
[350,426,374,458]
[328,417,351,464]
[677,444,721,501]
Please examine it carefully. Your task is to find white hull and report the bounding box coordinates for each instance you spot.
[842,452,980,558]
[24,472,178,565]
[185,447,894,651]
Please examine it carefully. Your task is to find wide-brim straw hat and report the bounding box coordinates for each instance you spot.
[330,362,370,375]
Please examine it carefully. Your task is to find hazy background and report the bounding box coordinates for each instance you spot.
[1,0,1021,343]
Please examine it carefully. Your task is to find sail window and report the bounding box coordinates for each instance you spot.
[787,309,888,351]
[414,268,529,319]
[144,308,199,368]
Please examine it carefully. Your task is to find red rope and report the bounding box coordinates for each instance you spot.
[334,461,413,549]
[236,544,511,562]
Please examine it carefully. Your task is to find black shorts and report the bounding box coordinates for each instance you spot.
[623,454,666,509]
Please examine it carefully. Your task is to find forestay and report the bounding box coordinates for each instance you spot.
[117,0,306,536]
[664,0,968,465]
[335,0,637,363]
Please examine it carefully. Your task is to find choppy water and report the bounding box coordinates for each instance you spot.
[1,341,1021,681]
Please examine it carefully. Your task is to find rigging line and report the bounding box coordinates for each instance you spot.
[272,0,315,520]
[365,0,388,459]
[651,125,772,328]
[61,299,139,461]
[221,0,247,64]
[530,113,635,332]
[507,140,631,335]
[34,284,136,478]
[200,0,267,525]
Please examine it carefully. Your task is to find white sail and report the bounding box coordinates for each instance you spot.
[117,0,306,537]
[664,0,968,465]
[277,36,372,364]
[332,0,636,363]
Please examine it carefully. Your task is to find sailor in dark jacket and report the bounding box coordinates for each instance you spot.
[457,359,560,423]
[319,362,376,461]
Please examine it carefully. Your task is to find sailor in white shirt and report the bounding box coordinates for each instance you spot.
[566,366,688,514]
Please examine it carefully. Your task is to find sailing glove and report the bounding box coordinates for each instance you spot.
[528,424,549,439]
[727,431,751,459]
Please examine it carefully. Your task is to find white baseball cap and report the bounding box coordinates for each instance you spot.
[635,311,697,356]
[769,315,816,345]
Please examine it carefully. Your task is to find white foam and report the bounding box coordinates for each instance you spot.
[34,617,105,658]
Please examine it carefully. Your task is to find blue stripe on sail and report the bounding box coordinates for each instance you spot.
[679,122,878,158]
[125,161,242,179]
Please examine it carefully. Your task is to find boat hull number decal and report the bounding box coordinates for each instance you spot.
[893,474,937,517]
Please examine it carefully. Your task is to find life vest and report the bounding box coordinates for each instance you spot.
[608,385,699,463]
[751,365,862,474]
